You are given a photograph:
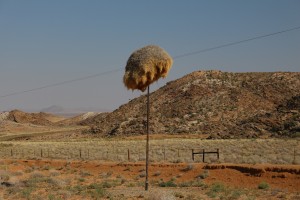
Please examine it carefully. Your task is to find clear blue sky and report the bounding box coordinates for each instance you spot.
[0,0,299,112]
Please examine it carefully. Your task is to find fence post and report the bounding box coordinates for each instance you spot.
[10,149,13,157]
[163,148,166,161]
[217,148,219,160]
[202,149,205,162]
[192,149,194,161]
[138,150,140,160]
[128,149,130,161]
[87,149,89,159]
[293,148,296,164]
[79,149,82,159]
[177,149,180,158]
[41,149,43,157]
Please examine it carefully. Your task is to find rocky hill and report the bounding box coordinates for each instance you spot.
[84,70,300,138]
[0,109,100,128]
[57,112,101,126]
[5,110,65,126]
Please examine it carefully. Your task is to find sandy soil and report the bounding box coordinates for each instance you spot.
[0,159,299,199]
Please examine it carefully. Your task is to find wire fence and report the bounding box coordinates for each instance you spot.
[1,139,299,164]
[2,147,204,162]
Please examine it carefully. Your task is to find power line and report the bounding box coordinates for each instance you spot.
[173,26,300,59]
[0,67,123,98]
[1,25,299,99]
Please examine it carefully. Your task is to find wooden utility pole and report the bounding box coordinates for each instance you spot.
[145,86,150,191]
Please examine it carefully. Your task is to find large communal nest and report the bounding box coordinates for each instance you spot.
[123,45,173,91]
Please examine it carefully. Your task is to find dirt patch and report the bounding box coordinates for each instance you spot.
[0,159,299,199]
[203,163,300,192]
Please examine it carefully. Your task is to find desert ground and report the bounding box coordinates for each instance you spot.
[0,158,299,200]
[0,71,299,199]
[0,129,299,199]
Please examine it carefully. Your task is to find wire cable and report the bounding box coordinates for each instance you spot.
[0,67,123,98]
[173,26,300,59]
[1,26,299,99]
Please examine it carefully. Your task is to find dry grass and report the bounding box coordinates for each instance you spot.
[0,126,85,141]
[147,190,176,200]
[0,138,299,164]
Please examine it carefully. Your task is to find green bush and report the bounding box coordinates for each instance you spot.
[179,180,205,188]
[159,180,177,187]
[48,194,55,200]
[21,188,33,199]
[178,181,192,187]
[206,182,225,198]
[258,181,269,189]
[292,132,300,138]
[101,181,113,188]
[211,182,225,192]
[90,186,106,199]
[197,170,209,179]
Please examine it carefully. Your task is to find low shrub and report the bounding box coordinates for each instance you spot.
[258,181,269,190]
[197,169,209,179]
[153,171,161,176]
[159,180,177,187]
[181,163,194,172]
[206,182,225,198]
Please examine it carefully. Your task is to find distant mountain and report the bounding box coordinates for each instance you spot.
[57,112,103,126]
[83,70,300,139]
[5,109,65,125]
[40,105,110,117]
[41,105,64,113]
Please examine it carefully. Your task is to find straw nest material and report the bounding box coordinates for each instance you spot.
[123,45,173,91]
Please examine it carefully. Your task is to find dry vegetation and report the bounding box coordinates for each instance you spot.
[2,71,299,141]
[0,159,299,200]
[87,71,300,139]
[1,135,299,199]
[0,138,299,164]
[1,70,300,199]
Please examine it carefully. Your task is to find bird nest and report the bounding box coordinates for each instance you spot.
[123,45,173,91]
